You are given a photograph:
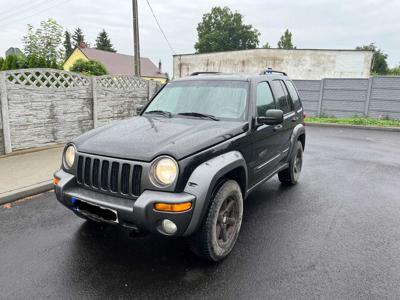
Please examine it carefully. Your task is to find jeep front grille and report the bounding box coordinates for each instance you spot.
[76,154,142,197]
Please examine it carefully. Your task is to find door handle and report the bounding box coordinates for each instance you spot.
[292,116,299,122]
[274,124,283,131]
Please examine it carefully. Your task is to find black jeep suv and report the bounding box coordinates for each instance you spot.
[54,70,306,261]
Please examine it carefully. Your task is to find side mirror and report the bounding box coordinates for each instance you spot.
[136,105,144,115]
[257,109,284,125]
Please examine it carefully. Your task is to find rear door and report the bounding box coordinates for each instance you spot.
[271,80,296,157]
[250,81,282,184]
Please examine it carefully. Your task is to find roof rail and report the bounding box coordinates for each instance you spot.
[260,68,287,76]
[190,71,221,76]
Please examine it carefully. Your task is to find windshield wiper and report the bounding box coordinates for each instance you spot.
[144,110,172,118]
[177,112,220,121]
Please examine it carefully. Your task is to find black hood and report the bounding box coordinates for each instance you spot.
[73,116,247,161]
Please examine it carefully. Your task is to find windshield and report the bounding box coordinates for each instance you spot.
[144,80,248,121]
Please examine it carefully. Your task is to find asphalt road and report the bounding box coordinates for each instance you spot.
[1,126,400,299]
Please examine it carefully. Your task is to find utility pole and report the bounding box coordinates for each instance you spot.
[132,0,141,76]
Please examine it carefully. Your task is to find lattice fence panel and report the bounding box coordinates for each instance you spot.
[96,75,148,90]
[5,69,90,89]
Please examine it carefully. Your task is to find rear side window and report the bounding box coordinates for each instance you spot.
[285,81,301,110]
[256,82,275,117]
[271,80,292,114]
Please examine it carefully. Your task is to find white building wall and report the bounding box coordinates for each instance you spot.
[173,49,373,80]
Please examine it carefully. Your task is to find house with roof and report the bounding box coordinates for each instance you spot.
[63,45,168,83]
[5,47,23,57]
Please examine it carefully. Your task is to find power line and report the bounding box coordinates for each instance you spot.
[0,0,70,28]
[0,0,52,20]
[145,0,176,54]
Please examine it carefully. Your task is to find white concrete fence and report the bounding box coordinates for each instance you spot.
[1,69,399,156]
[0,69,162,155]
[293,76,400,119]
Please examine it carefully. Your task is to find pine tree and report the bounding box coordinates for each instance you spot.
[277,29,295,49]
[63,30,73,59]
[95,29,116,52]
[72,28,86,48]
[263,42,271,49]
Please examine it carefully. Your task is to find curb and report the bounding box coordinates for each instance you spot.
[306,122,400,132]
[0,144,64,159]
[0,181,53,205]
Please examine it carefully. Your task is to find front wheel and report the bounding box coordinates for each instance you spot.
[188,180,243,262]
[278,141,303,185]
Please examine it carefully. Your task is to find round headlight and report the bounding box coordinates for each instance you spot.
[150,157,178,187]
[64,145,76,169]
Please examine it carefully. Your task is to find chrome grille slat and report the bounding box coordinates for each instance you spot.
[107,160,113,191]
[76,154,142,199]
[128,164,134,195]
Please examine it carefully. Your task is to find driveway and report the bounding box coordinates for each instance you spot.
[1,126,400,299]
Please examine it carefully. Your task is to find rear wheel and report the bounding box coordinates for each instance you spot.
[188,180,243,262]
[278,141,303,185]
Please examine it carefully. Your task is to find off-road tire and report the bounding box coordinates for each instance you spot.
[188,180,243,262]
[278,141,303,185]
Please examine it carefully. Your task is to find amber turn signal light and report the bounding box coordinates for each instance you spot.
[53,177,60,185]
[154,202,192,212]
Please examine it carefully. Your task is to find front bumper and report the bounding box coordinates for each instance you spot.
[54,169,195,236]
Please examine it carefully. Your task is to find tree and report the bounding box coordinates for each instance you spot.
[388,63,400,75]
[22,19,63,68]
[277,29,295,49]
[263,42,271,49]
[95,29,116,52]
[356,43,388,75]
[72,28,86,48]
[1,54,27,71]
[194,6,260,53]
[70,59,108,76]
[64,30,73,59]
[0,57,3,70]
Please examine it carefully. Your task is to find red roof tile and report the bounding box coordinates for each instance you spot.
[80,47,167,78]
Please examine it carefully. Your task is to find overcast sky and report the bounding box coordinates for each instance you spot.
[0,0,399,76]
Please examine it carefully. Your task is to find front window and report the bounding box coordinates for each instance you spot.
[256,82,276,117]
[144,80,248,121]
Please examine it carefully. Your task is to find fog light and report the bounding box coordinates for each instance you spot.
[161,219,177,235]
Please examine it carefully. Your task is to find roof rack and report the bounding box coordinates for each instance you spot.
[190,71,222,76]
[260,68,287,76]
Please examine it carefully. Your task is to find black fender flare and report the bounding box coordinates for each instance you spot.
[183,151,248,236]
[287,124,306,160]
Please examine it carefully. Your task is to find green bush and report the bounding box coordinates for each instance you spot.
[26,54,61,69]
[70,59,108,76]
[1,54,28,71]
[0,57,4,70]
